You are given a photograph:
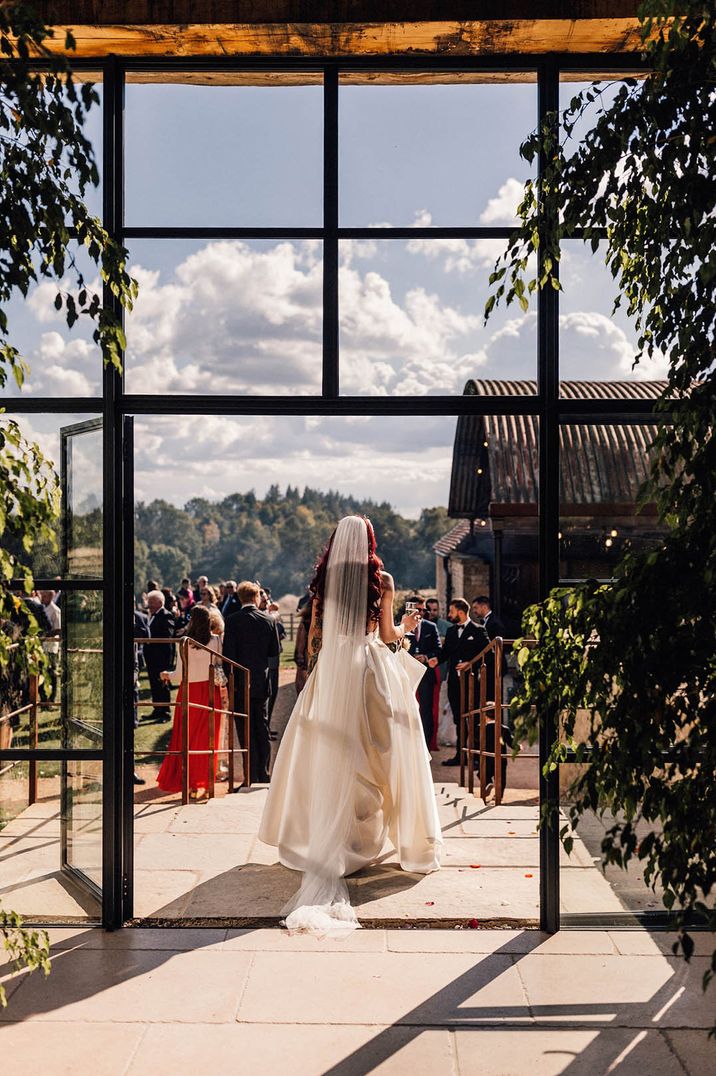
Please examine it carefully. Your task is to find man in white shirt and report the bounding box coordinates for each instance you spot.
[39,590,61,703]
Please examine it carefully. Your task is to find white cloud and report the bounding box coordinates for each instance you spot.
[132,414,457,518]
[405,210,501,275]
[479,177,525,225]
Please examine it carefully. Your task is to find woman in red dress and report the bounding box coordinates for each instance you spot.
[156,604,223,799]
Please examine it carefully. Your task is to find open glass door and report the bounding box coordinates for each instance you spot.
[59,418,104,903]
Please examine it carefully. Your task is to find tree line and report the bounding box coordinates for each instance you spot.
[134,486,449,598]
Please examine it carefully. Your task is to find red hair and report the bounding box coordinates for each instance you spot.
[310,516,383,623]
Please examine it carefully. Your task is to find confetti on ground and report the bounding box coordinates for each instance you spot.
[425,901,435,906]
[468,918,480,929]
[470,864,481,869]
[524,873,533,878]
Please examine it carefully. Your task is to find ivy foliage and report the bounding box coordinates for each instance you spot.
[487,1,716,1006]
[0,3,135,1000]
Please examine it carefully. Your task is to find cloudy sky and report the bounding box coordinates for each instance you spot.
[5,79,665,515]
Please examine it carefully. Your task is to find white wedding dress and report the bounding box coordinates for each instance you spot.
[259,516,443,933]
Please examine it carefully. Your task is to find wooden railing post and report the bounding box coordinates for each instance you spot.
[467,668,475,795]
[228,666,235,793]
[207,663,216,801]
[243,668,251,789]
[494,638,504,806]
[458,668,465,788]
[479,664,488,801]
[180,639,190,805]
[29,672,39,805]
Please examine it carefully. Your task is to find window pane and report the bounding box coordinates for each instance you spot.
[559,240,667,390]
[65,590,103,750]
[124,240,322,395]
[559,421,663,582]
[125,76,323,226]
[130,412,540,921]
[339,239,536,395]
[0,778,101,919]
[340,76,536,227]
[0,245,102,399]
[5,413,102,580]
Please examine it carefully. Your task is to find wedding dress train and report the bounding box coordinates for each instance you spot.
[259,517,442,933]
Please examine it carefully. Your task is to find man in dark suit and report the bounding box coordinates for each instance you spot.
[144,589,175,722]
[133,608,149,783]
[404,596,440,746]
[429,597,489,766]
[220,579,240,619]
[223,580,279,784]
[472,594,508,694]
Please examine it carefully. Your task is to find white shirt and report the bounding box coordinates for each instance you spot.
[42,600,61,654]
[167,634,222,684]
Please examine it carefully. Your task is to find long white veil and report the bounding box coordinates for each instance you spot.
[281,515,371,932]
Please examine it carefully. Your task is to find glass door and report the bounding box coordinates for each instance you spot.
[59,418,104,902]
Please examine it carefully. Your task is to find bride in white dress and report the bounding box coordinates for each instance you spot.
[259,514,443,932]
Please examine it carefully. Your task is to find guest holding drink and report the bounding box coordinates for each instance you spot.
[156,604,223,800]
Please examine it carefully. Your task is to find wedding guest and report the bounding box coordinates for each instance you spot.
[221,580,240,618]
[180,577,194,601]
[133,608,149,785]
[146,579,159,596]
[266,601,284,724]
[429,598,489,766]
[223,580,279,784]
[218,582,227,606]
[162,587,177,613]
[471,594,508,686]
[404,596,440,748]
[199,584,221,618]
[144,590,175,723]
[194,575,208,601]
[38,590,61,703]
[174,588,194,636]
[293,600,312,694]
[156,604,223,800]
[425,597,453,745]
[425,597,450,640]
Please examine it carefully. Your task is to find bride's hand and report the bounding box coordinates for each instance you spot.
[401,610,421,633]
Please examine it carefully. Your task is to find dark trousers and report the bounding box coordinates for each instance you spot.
[448,673,462,727]
[147,667,171,720]
[267,666,279,722]
[416,672,435,748]
[235,695,270,782]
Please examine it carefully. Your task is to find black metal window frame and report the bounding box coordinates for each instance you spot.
[1,51,667,932]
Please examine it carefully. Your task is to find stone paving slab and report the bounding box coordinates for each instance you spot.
[127,1023,457,1076]
[237,950,530,1026]
[0,784,667,923]
[2,930,715,1074]
[454,1028,686,1076]
[1,948,253,1024]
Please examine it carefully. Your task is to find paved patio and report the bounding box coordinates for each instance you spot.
[1,925,714,1074]
[1,777,631,925]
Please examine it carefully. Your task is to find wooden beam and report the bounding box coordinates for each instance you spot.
[33,20,645,61]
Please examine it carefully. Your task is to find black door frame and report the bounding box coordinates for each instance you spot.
[2,49,664,932]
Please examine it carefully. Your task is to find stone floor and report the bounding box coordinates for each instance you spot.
[1,779,632,925]
[0,671,655,924]
[1,925,714,1075]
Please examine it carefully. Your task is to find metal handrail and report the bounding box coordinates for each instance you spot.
[1,633,252,806]
[457,635,518,804]
[134,635,252,803]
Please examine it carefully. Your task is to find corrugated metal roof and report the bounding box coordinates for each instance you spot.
[449,380,663,519]
[464,379,667,401]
